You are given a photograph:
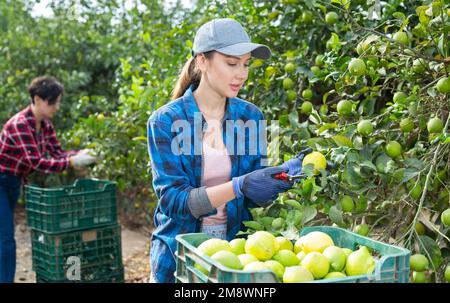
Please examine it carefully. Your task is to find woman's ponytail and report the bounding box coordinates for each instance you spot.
[171,51,214,100]
[171,57,200,100]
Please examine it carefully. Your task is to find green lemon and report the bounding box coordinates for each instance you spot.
[353,224,369,236]
[348,58,366,76]
[302,89,313,100]
[286,90,297,101]
[427,117,444,133]
[211,250,243,270]
[264,260,285,280]
[272,250,300,267]
[283,78,295,90]
[436,77,450,93]
[284,62,296,73]
[400,118,414,133]
[275,236,294,252]
[357,120,374,136]
[412,271,427,283]
[323,246,347,272]
[385,141,402,158]
[337,100,353,116]
[229,238,246,255]
[410,254,429,272]
[393,31,409,45]
[238,254,259,267]
[441,209,450,227]
[283,266,314,283]
[325,12,339,24]
[301,252,330,279]
[300,101,313,114]
[341,195,354,213]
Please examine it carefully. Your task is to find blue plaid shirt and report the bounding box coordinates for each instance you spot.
[147,85,267,283]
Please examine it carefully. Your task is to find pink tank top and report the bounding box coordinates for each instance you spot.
[201,119,231,226]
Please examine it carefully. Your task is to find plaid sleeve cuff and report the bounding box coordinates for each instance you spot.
[187,186,215,219]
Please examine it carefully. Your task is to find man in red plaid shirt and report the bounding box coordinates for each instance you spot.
[0,76,97,283]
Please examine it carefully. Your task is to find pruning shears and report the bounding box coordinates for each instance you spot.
[272,172,306,182]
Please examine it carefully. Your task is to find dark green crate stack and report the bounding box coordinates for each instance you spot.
[25,179,124,283]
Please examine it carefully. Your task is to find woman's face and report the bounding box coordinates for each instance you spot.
[199,51,251,98]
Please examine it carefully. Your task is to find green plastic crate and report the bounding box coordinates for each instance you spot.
[25,179,117,233]
[31,224,123,282]
[36,267,125,283]
[175,226,410,283]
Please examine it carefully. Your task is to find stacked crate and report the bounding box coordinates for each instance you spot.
[25,179,124,283]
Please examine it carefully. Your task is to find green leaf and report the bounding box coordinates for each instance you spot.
[332,135,353,147]
[329,205,344,225]
[418,235,442,269]
[318,123,338,135]
[301,206,317,225]
[286,210,303,227]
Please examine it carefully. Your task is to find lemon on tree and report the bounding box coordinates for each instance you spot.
[323,246,346,272]
[301,252,330,279]
[412,58,426,74]
[415,222,426,235]
[283,266,314,283]
[400,118,414,133]
[337,100,353,116]
[311,66,320,75]
[302,152,327,175]
[357,120,374,136]
[436,76,450,93]
[286,90,297,102]
[410,254,429,272]
[325,11,339,25]
[385,141,402,158]
[341,195,354,213]
[393,31,409,45]
[301,231,334,253]
[412,271,427,283]
[282,77,294,90]
[441,208,450,227]
[245,231,276,261]
[211,250,243,270]
[353,224,369,236]
[300,101,313,114]
[445,264,450,282]
[348,58,366,76]
[284,62,296,73]
[302,88,313,100]
[427,117,444,133]
[302,11,313,23]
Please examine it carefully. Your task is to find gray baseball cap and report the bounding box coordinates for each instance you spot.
[192,18,271,59]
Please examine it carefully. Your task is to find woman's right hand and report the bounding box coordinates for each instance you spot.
[232,166,293,206]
